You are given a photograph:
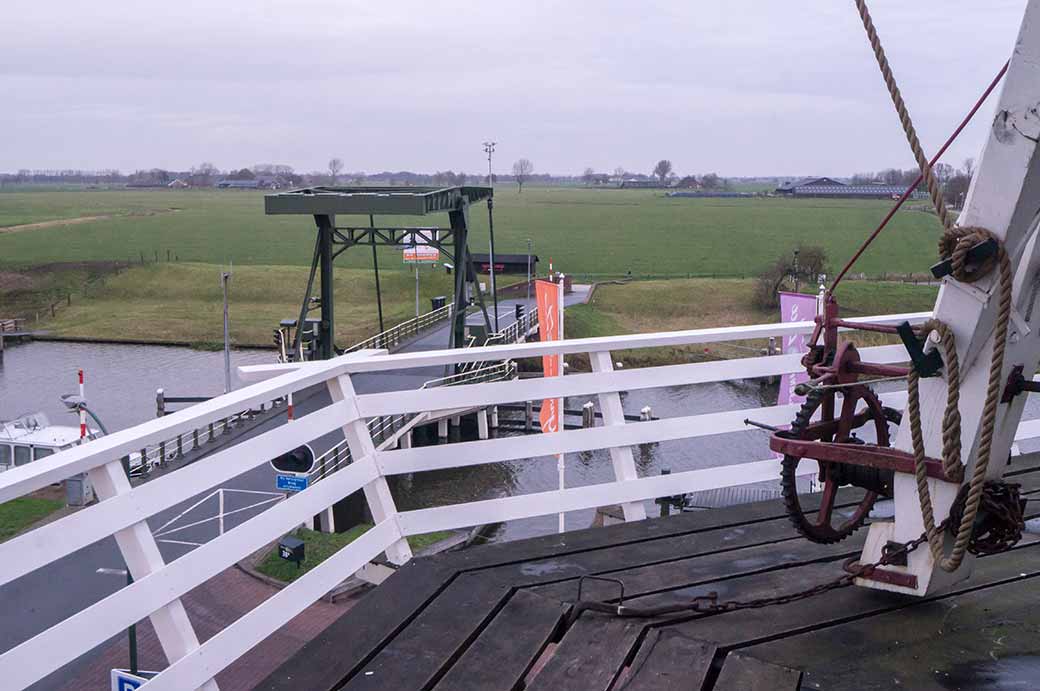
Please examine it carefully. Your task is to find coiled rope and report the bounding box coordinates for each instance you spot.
[854,0,1014,572]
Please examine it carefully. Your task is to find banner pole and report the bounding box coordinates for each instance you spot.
[557,273,566,534]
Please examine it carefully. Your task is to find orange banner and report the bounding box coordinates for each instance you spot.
[536,279,561,433]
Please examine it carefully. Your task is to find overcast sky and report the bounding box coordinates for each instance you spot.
[1,1,1028,177]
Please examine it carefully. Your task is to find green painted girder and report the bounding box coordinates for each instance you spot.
[264,186,492,216]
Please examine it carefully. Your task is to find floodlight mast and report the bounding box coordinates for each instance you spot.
[483,141,499,332]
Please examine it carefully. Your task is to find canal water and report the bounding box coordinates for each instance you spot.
[6,340,1038,544]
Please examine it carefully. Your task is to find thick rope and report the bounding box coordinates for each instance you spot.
[854,0,1015,572]
[907,244,1011,571]
[853,0,953,233]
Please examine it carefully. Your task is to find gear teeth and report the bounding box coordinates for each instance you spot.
[780,388,880,544]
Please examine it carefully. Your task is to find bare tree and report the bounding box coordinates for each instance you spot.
[583,167,595,186]
[962,157,976,179]
[613,166,627,184]
[933,162,954,186]
[328,158,344,184]
[653,159,673,183]
[512,158,534,192]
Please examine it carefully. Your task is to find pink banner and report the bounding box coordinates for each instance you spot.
[777,292,818,407]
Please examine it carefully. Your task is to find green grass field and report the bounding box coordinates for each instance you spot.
[566,278,939,367]
[0,496,65,542]
[0,186,943,277]
[0,186,946,349]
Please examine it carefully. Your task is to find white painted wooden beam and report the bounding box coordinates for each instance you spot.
[0,401,351,589]
[356,344,912,417]
[327,373,412,564]
[0,458,380,691]
[864,1,1040,596]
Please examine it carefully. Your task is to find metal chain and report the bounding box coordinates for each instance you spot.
[570,524,940,622]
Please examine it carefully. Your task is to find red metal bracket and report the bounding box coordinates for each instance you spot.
[770,435,953,482]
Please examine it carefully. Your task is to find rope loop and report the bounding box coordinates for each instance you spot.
[939,226,999,283]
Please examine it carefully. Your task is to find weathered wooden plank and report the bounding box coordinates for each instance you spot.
[257,559,453,691]
[339,574,512,690]
[616,629,716,691]
[740,567,1040,690]
[532,531,863,605]
[433,589,566,690]
[713,651,802,691]
[658,540,1040,650]
[427,488,864,575]
[526,615,644,691]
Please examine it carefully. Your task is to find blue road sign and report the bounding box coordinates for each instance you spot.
[110,669,157,691]
[276,474,309,492]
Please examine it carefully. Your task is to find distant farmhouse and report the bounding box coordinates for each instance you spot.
[619,178,667,189]
[215,176,286,190]
[775,176,917,199]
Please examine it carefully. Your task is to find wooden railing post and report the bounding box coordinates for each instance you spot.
[327,373,412,564]
[589,350,647,522]
[88,461,219,690]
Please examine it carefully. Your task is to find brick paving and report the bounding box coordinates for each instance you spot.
[55,566,358,690]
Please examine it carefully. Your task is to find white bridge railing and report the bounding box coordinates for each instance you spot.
[7,309,1040,689]
[342,302,454,354]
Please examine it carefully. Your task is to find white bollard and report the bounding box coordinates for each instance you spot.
[438,418,449,439]
[640,405,653,421]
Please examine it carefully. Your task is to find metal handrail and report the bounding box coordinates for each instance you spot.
[342,303,454,354]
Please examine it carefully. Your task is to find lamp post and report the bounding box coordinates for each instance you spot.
[482,141,499,331]
[526,238,533,307]
[221,267,232,393]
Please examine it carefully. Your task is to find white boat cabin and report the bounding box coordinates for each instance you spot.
[0,413,97,472]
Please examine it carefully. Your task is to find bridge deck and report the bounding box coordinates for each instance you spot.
[260,457,1040,691]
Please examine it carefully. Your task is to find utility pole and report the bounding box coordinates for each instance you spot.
[221,267,232,393]
[483,141,499,332]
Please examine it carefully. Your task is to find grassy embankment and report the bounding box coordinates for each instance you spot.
[37,262,458,348]
[0,187,945,348]
[565,278,939,367]
[256,525,454,583]
[0,495,65,542]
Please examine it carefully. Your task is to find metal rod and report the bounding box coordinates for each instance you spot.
[370,214,385,334]
[743,418,780,432]
[221,267,232,393]
[292,232,322,360]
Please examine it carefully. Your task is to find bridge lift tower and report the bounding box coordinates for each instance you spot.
[264,185,495,360]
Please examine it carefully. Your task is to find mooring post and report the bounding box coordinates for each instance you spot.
[193,428,199,449]
[208,422,215,441]
[582,401,596,428]
[159,441,166,466]
[437,418,449,439]
[176,435,183,458]
[477,408,490,440]
[640,406,653,421]
[156,389,165,418]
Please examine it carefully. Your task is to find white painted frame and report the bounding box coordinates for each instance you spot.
[9,309,1040,688]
